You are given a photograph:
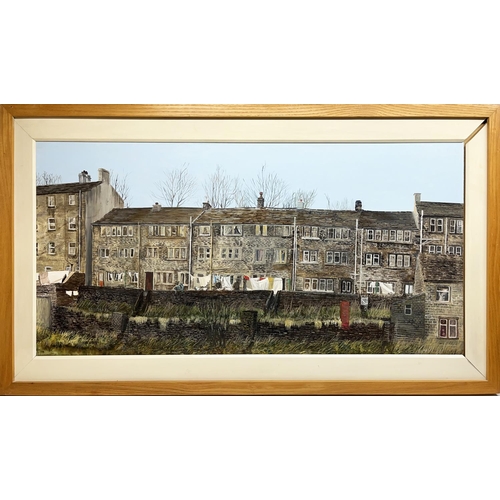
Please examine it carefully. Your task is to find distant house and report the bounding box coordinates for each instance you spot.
[414,253,464,340]
[36,169,124,284]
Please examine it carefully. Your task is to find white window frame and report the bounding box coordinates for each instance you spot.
[99,248,110,258]
[68,194,76,205]
[146,247,158,258]
[68,217,77,231]
[405,304,412,315]
[436,286,451,302]
[275,249,287,264]
[47,195,55,208]
[68,242,76,256]
[48,218,56,231]
[198,247,210,260]
[341,280,352,293]
[223,225,242,236]
[438,318,458,339]
[47,242,55,255]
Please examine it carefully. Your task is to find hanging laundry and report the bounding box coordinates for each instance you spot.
[272,278,283,294]
[249,277,269,290]
[221,276,233,290]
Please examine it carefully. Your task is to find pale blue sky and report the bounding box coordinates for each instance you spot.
[36,142,464,211]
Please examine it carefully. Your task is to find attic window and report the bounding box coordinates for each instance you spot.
[436,286,450,302]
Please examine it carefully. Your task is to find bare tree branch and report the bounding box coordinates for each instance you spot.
[242,164,289,208]
[324,196,353,210]
[154,164,196,207]
[203,165,240,208]
[36,171,62,185]
[109,170,131,207]
[282,189,317,208]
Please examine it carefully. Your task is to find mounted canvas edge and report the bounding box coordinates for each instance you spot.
[11,114,490,386]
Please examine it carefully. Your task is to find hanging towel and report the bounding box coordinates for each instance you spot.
[272,279,283,294]
[221,276,233,290]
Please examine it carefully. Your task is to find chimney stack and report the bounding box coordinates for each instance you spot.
[152,202,162,212]
[257,192,264,209]
[297,198,304,209]
[78,170,91,183]
[98,168,110,184]
[355,200,362,212]
[203,200,212,210]
[414,193,421,204]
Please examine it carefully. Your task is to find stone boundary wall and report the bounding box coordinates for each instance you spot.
[148,290,273,312]
[77,286,143,308]
[276,291,394,313]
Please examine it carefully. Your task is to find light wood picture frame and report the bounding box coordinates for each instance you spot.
[1,104,499,395]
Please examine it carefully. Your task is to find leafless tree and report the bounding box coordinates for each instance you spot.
[36,171,62,185]
[242,164,289,208]
[154,164,196,207]
[203,165,240,208]
[325,194,353,210]
[282,189,317,208]
[109,170,131,207]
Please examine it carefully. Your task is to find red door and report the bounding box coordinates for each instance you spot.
[145,272,154,291]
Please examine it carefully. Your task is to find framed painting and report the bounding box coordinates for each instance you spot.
[1,104,499,395]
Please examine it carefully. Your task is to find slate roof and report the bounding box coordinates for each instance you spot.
[93,206,420,229]
[416,201,464,217]
[37,181,102,195]
[93,207,206,224]
[417,253,464,282]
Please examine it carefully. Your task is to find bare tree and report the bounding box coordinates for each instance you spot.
[242,164,289,208]
[325,195,353,210]
[282,189,317,209]
[36,171,62,185]
[203,165,240,208]
[109,170,131,207]
[154,164,196,207]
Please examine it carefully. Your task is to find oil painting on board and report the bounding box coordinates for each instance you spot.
[35,141,464,356]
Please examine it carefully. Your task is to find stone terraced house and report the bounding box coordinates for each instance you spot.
[36,169,124,283]
[90,194,462,299]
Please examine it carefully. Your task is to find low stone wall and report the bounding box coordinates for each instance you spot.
[147,290,273,312]
[52,306,113,334]
[78,286,143,308]
[276,291,394,313]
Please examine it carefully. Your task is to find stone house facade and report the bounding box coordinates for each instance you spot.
[36,169,124,283]
[90,195,435,298]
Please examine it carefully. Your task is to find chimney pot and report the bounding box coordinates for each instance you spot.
[152,202,162,212]
[257,192,264,208]
[355,200,362,211]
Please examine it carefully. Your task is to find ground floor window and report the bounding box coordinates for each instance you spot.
[438,318,458,339]
[341,280,352,293]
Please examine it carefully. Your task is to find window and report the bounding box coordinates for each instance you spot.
[436,286,450,302]
[404,283,414,295]
[375,230,382,241]
[430,218,444,232]
[156,271,174,284]
[47,242,56,255]
[255,225,268,236]
[112,226,117,236]
[68,194,76,205]
[283,225,295,237]
[255,249,265,262]
[404,304,412,315]
[179,272,190,285]
[389,230,396,242]
[326,251,348,265]
[404,230,411,242]
[365,253,380,266]
[438,318,458,339]
[382,229,389,241]
[116,226,122,236]
[47,196,55,207]
[198,247,210,260]
[388,254,411,268]
[146,247,158,258]
[68,217,77,230]
[223,225,242,236]
[44,266,52,272]
[304,278,318,291]
[167,247,187,260]
[450,219,463,234]
[436,245,443,254]
[274,249,287,263]
[448,246,462,256]
[68,242,77,256]
[199,226,211,236]
[118,248,129,258]
[48,218,56,231]
[99,248,110,258]
[35,242,38,256]
[366,229,374,241]
[128,226,134,236]
[428,245,435,254]
[221,248,240,259]
[396,230,403,242]
[302,250,318,262]
[341,280,352,293]
[302,226,319,238]
[130,272,138,283]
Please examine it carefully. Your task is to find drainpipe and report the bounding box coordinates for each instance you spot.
[354,219,358,292]
[292,216,297,291]
[209,222,213,290]
[137,222,141,289]
[189,210,206,290]
[444,217,448,254]
[359,228,364,294]
[78,190,82,274]
[419,210,424,253]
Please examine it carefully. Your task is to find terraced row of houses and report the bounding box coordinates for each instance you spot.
[36,171,464,340]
